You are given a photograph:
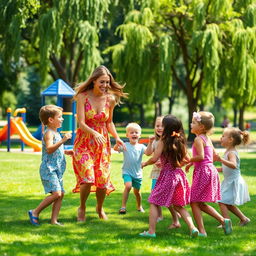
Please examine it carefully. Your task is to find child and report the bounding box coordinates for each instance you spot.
[186,111,232,236]
[145,116,180,228]
[114,123,147,214]
[215,127,250,226]
[28,105,72,226]
[139,114,199,238]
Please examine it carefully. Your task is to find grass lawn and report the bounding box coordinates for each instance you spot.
[0,150,256,256]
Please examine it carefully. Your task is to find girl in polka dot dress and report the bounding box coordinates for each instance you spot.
[186,111,232,237]
[139,115,199,238]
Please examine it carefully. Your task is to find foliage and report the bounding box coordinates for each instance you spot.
[107,0,256,137]
[0,91,17,117]
[0,0,115,84]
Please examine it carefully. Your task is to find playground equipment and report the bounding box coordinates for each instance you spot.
[41,79,76,144]
[0,108,42,152]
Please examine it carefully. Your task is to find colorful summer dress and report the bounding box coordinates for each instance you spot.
[190,135,221,203]
[148,155,190,207]
[219,151,250,205]
[72,92,115,195]
[40,129,66,194]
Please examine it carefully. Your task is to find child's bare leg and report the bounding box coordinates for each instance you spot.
[149,203,159,234]
[174,205,197,232]
[51,192,64,224]
[199,202,225,225]
[121,182,132,208]
[32,191,62,221]
[219,203,230,219]
[227,205,249,223]
[78,183,92,222]
[158,207,163,220]
[191,202,206,234]
[133,188,143,211]
[96,188,107,220]
[168,205,180,229]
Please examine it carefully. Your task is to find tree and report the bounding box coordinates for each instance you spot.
[0,0,115,86]
[108,0,256,138]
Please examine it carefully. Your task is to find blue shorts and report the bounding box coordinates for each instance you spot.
[151,179,157,190]
[122,174,142,190]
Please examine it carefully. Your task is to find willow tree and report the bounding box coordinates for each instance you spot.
[0,0,114,88]
[105,0,174,125]
[220,4,256,129]
[108,0,256,138]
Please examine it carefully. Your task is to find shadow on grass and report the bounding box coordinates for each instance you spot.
[0,191,256,256]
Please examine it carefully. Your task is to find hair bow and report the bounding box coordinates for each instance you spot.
[193,112,201,122]
[171,131,180,137]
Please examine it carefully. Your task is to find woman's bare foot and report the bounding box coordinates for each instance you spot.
[168,223,181,229]
[77,207,86,222]
[96,206,108,220]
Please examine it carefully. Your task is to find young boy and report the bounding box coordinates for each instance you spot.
[28,105,72,226]
[114,123,149,214]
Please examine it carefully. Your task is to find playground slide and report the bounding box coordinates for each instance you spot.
[0,123,15,141]
[0,118,42,152]
[11,118,42,152]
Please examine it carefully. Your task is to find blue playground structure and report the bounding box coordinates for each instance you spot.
[40,79,76,145]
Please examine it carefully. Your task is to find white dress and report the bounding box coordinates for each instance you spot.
[219,151,250,205]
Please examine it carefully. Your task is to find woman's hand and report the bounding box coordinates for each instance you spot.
[93,131,106,145]
[115,137,126,150]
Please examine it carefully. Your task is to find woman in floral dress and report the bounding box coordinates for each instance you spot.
[72,66,127,221]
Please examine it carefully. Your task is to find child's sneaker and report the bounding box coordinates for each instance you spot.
[139,231,156,238]
[223,218,232,235]
[137,207,145,213]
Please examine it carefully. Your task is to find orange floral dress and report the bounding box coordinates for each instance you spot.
[72,92,115,195]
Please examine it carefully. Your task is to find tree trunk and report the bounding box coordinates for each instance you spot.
[233,105,238,127]
[138,104,146,127]
[187,96,197,142]
[154,101,162,121]
[126,103,134,122]
[168,96,175,114]
[238,104,246,130]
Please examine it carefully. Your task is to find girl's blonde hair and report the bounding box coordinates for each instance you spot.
[225,127,250,146]
[39,105,63,125]
[74,65,127,104]
[154,116,164,141]
[193,111,214,133]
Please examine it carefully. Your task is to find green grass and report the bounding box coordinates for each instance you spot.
[0,150,256,256]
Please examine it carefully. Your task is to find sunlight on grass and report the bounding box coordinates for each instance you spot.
[0,150,256,255]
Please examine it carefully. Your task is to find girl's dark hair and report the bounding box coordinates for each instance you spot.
[161,114,187,167]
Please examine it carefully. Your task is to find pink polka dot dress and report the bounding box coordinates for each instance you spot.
[148,155,190,207]
[190,135,221,203]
